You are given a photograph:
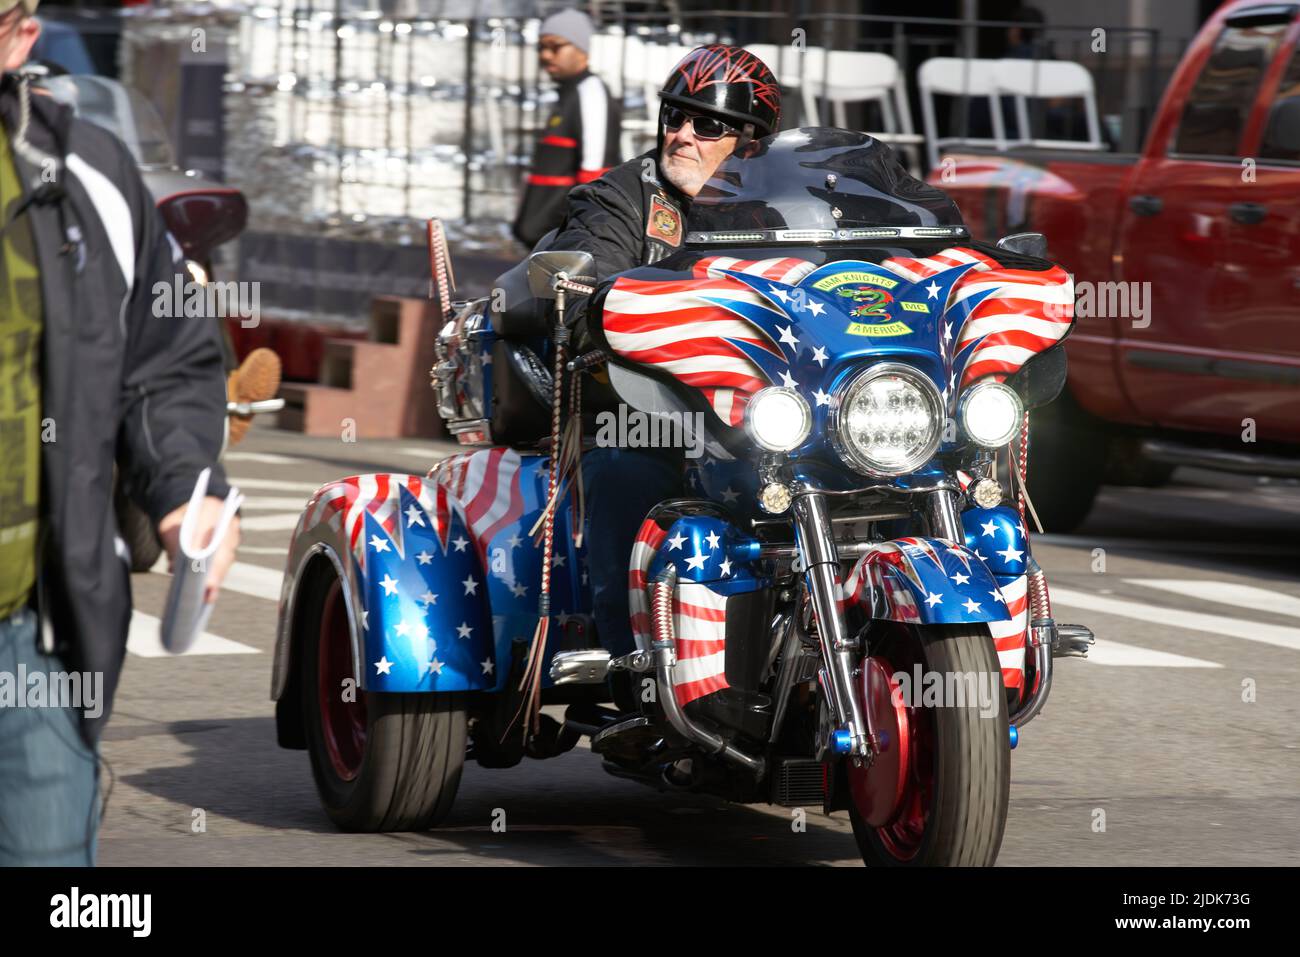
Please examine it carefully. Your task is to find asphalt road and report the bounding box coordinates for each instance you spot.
[97,422,1300,866]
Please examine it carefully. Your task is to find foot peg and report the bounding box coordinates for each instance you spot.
[549,648,610,685]
[608,649,654,673]
[1052,623,1095,659]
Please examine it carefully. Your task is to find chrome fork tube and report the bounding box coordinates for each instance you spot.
[925,488,964,541]
[791,487,874,760]
[766,610,802,746]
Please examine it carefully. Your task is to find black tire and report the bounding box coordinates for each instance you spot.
[114,483,163,573]
[1023,391,1107,533]
[299,566,467,832]
[1104,437,1176,488]
[849,624,1010,867]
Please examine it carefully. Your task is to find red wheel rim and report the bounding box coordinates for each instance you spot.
[847,658,911,827]
[848,629,935,861]
[318,578,367,781]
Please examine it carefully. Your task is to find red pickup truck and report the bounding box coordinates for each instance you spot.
[931,0,1300,530]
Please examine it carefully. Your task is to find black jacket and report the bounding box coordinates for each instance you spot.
[512,70,621,248]
[545,149,691,350]
[4,76,231,744]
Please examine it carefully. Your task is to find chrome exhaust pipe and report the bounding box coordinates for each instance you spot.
[1010,559,1055,728]
[1009,619,1053,727]
[649,566,765,777]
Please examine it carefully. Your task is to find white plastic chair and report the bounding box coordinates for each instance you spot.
[918,57,1008,169]
[995,59,1104,150]
[800,50,923,170]
[619,41,693,156]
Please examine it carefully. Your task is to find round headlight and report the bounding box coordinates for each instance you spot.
[832,363,943,477]
[959,381,1024,448]
[744,387,812,452]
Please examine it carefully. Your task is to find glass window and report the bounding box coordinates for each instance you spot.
[1260,45,1300,161]
[1173,21,1289,157]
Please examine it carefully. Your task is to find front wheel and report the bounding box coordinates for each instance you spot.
[847,623,1010,866]
[300,568,467,831]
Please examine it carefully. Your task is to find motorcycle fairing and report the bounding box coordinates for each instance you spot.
[840,537,1011,628]
[598,248,1073,442]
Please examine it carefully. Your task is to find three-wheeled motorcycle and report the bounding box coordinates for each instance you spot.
[272,129,1093,865]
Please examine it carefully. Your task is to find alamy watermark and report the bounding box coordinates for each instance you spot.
[890,666,1000,719]
[1047,280,1152,328]
[152,274,262,328]
[594,404,706,459]
[0,665,103,719]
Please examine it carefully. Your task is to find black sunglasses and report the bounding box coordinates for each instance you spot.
[662,106,737,141]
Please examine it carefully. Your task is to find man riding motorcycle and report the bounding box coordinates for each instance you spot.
[517,45,782,698]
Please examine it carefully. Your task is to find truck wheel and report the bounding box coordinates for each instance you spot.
[1024,392,1106,533]
[300,569,467,832]
[1105,438,1175,488]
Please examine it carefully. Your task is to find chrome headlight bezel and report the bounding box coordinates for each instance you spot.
[958,380,1024,449]
[830,362,945,477]
[744,386,813,453]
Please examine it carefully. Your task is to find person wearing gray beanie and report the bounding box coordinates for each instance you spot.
[512,8,621,246]
[538,7,593,55]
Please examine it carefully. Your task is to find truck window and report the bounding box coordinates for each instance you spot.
[1260,44,1300,161]
[1173,20,1290,158]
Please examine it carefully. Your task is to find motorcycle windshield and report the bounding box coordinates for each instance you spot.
[687,128,966,242]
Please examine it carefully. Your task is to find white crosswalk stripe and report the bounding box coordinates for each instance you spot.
[1126,579,1300,620]
[229,477,324,494]
[239,496,314,511]
[1081,640,1221,669]
[224,451,303,465]
[127,612,259,657]
[150,561,284,603]
[1051,586,1300,653]
[239,513,304,532]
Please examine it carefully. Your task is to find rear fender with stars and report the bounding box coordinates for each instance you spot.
[841,536,1013,626]
[273,473,496,700]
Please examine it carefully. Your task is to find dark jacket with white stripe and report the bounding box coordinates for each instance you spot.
[512,70,621,247]
[3,75,231,744]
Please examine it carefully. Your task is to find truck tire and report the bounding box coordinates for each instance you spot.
[1105,437,1175,488]
[300,567,467,832]
[1024,392,1107,533]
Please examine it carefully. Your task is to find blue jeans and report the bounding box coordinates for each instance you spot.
[0,607,101,866]
[582,447,683,658]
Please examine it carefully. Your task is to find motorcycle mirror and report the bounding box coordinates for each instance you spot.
[996,232,1048,259]
[527,251,596,300]
[1005,342,1068,410]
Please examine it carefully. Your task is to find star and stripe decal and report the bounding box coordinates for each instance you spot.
[601,246,1073,428]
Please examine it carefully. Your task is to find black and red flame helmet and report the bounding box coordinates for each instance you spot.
[658,45,782,138]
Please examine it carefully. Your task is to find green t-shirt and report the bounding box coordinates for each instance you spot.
[0,132,43,620]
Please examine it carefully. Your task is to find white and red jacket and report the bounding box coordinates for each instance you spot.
[513,70,621,247]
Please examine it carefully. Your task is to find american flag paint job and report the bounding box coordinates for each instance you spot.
[291,455,592,694]
[840,536,1010,627]
[961,504,1033,690]
[631,513,769,706]
[600,247,1073,431]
